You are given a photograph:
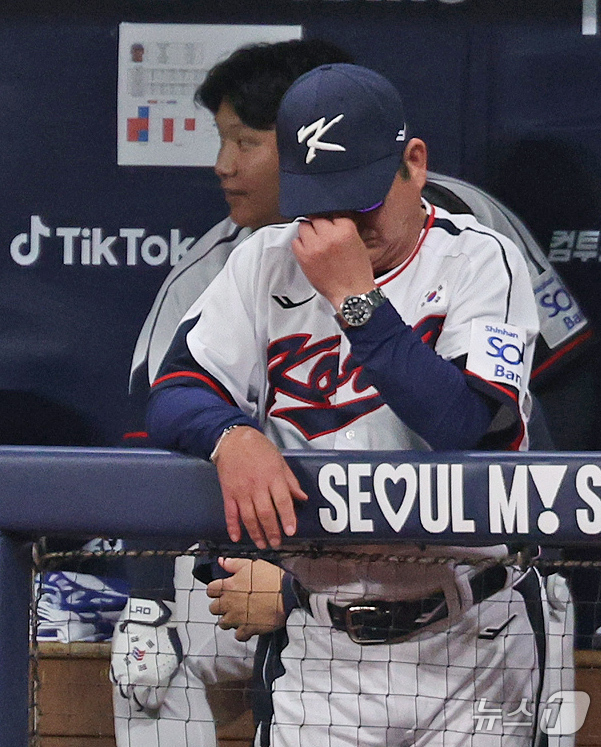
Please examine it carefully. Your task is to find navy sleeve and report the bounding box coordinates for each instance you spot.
[146,385,261,460]
[346,301,495,450]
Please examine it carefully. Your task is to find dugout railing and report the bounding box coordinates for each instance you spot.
[1,445,600,747]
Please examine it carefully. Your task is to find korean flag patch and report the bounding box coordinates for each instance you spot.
[466,320,526,391]
[419,282,446,309]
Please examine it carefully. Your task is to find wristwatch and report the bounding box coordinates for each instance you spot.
[336,287,387,328]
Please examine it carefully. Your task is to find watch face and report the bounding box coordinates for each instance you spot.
[341,296,372,326]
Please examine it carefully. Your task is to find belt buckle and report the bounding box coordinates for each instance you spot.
[345,604,393,645]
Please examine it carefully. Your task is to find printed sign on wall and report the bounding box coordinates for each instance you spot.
[118,23,302,167]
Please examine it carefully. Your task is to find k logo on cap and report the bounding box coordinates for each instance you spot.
[297,115,346,164]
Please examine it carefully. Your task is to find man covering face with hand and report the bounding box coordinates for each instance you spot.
[147,64,569,747]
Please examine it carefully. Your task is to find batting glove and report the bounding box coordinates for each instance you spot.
[110,597,183,711]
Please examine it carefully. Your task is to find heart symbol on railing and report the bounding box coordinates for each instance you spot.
[373,464,418,532]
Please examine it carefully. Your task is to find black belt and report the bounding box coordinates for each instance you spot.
[297,564,507,645]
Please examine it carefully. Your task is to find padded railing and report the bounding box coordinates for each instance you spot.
[1,445,600,746]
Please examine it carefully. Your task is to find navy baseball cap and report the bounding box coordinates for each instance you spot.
[277,63,408,217]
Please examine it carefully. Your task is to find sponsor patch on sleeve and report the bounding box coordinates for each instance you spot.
[532,268,587,349]
[466,320,526,391]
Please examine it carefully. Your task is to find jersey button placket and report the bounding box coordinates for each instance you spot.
[333,333,349,449]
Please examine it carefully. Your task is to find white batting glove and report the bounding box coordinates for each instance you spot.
[110,597,183,711]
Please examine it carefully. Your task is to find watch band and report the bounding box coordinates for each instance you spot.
[336,287,387,328]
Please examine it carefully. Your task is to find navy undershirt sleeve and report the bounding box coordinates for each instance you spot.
[345,300,495,450]
[146,385,260,460]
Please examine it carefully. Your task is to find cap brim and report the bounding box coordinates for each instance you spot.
[279,153,401,218]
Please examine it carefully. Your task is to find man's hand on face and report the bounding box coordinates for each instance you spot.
[291,217,377,310]
[212,426,307,549]
[207,558,286,641]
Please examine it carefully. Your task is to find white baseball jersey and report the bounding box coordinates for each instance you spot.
[157,201,538,586]
[169,202,538,449]
[129,218,251,393]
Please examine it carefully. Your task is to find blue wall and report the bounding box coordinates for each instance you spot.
[0,0,599,446]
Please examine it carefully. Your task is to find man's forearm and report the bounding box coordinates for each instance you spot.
[347,301,495,449]
[146,384,260,459]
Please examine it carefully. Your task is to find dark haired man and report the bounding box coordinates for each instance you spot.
[111,39,354,747]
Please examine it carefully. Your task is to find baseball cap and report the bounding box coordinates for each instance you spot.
[277,63,408,217]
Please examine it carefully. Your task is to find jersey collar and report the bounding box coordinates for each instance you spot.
[378,200,435,287]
